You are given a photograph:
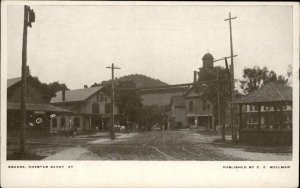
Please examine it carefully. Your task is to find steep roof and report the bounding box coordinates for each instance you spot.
[7,102,71,113]
[7,77,22,88]
[51,86,103,103]
[233,82,292,104]
[171,96,185,107]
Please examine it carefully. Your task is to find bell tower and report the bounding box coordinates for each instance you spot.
[202,53,214,68]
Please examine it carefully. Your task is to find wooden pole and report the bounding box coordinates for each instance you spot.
[239,104,243,131]
[20,6,29,155]
[217,70,220,132]
[225,12,237,142]
[257,104,261,130]
[106,63,120,140]
[274,105,277,129]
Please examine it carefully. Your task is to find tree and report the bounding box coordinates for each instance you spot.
[98,80,143,125]
[139,105,169,131]
[197,66,231,125]
[30,77,69,101]
[115,81,143,124]
[47,81,69,95]
[239,66,288,93]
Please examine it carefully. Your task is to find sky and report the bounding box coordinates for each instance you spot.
[7,4,293,89]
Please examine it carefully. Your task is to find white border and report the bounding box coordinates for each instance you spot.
[1,1,299,187]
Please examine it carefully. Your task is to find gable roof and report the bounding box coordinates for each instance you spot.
[7,77,22,88]
[171,96,185,107]
[233,82,292,104]
[184,85,204,98]
[50,86,103,103]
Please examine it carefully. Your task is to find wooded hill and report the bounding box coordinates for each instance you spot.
[92,74,168,88]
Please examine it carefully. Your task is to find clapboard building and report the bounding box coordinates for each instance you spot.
[50,86,118,134]
[7,76,70,137]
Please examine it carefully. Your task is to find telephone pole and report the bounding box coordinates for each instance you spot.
[106,63,120,140]
[225,12,237,143]
[216,69,220,132]
[20,5,35,155]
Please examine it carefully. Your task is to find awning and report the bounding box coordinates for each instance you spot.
[7,102,71,114]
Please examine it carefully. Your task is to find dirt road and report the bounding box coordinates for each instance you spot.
[8,130,292,160]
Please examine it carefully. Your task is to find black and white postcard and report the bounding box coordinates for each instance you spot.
[1,1,299,187]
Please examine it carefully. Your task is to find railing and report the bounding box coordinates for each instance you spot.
[242,122,292,131]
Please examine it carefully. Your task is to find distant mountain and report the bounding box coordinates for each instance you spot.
[92,74,168,88]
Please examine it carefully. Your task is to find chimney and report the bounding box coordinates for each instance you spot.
[84,85,88,88]
[25,65,31,77]
[194,71,197,83]
[62,84,66,101]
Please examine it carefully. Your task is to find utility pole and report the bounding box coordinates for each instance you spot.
[216,69,220,132]
[225,12,237,143]
[106,63,120,140]
[20,5,35,155]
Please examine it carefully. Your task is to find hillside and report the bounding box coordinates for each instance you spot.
[93,74,168,88]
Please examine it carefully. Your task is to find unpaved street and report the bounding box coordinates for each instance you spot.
[38,130,292,161]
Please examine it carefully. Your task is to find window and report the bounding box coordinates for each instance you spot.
[264,106,270,111]
[92,102,99,113]
[250,105,254,111]
[282,105,287,110]
[105,103,111,114]
[73,117,80,128]
[254,105,259,111]
[100,94,104,102]
[189,101,194,113]
[202,100,207,111]
[60,117,66,128]
[52,118,57,128]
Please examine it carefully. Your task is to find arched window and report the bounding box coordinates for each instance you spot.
[60,117,66,128]
[52,118,57,128]
[73,117,80,128]
[92,102,99,113]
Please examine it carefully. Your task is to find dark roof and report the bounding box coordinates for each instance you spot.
[233,82,292,104]
[7,102,71,113]
[7,77,22,88]
[50,86,103,103]
[171,96,185,107]
[202,53,214,60]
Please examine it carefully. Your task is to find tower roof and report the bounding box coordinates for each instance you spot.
[202,53,214,60]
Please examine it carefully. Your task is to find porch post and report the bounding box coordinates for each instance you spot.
[274,105,277,129]
[279,105,283,130]
[257,104,261,130]
[89,115,92,129]
[239,104,243,131]
[267,112,270,129]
